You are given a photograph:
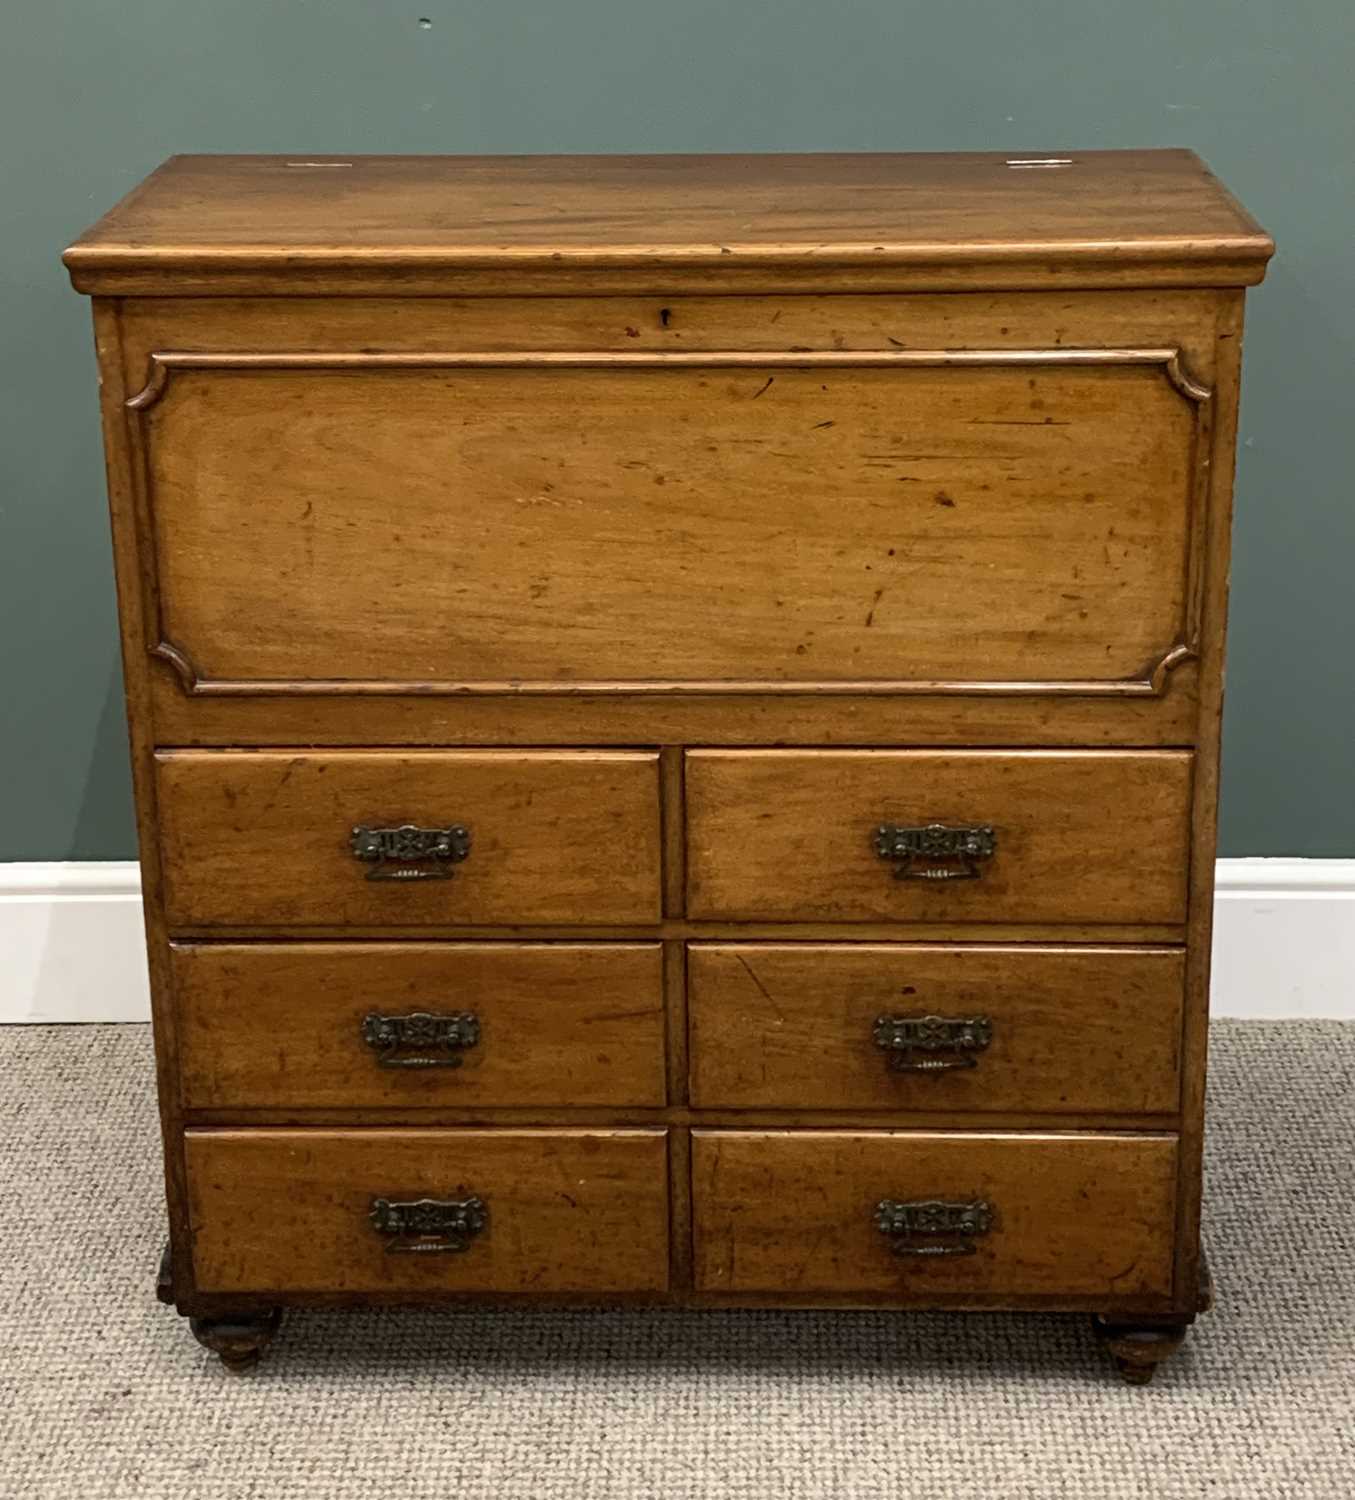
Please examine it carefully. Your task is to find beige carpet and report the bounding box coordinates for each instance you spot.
[1,1020,1351,1499]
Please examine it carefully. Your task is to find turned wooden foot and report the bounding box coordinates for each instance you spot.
[1091,1316,1188,1385]
[189,1309,283,1373]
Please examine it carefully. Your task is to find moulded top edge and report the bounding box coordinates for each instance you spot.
[62,150,1274,294]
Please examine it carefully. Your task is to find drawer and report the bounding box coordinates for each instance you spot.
[156,750,661,928]
[174,942,666,1110]
[685,750,1191,924]
[692,1130,1177,1299]
[132,353,1200,694]
[689,944,1183,1114]
[186,1128,670,1294]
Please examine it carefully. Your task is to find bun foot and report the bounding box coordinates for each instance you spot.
[190,1309,282,1373]
[1091,1316,1187,1385]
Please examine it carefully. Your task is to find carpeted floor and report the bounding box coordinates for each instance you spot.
[0,1020,1351,1499]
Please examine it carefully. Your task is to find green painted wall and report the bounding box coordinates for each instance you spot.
[3,2,1350,859]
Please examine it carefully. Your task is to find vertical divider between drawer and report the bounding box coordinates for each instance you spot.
[663,747,693,1290]
[660,744,693,1291]
[660,743,691,1104]
[667,1120,694,1294]
[663,939,690,1108]
[659,745,687,919]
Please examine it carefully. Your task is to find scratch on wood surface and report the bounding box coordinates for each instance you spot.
[580,1007,661,1025]
[1108,1257,1142,1288]
[736,954,784,1024]
[751,376,774,400]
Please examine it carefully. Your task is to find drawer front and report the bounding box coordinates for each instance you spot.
[133,353,1201,694]
[685,750,1191,924]
[186,1128,670,1294]
[688,945,1184,1113]
[175,942,666,1110]
[692,1130,1177,1299]
[156,750,661,928]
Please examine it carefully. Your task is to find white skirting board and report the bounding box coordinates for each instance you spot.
[2,864,151,1024]
[1,858,1352,1023]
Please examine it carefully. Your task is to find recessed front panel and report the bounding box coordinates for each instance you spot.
[134,353,1202,694]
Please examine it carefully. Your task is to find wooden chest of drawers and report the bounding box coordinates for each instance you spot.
[65,150,1271,1383]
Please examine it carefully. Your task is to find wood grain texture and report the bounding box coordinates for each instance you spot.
[183,1106,1177,1133]
[132,353,1201,695]
[64,153,1268,1338]
[149,678,1201,750]
[688,944,1184,1114]
[662,940,689,1108]
[164,921,1187,945]
[685,750,1192,924]
[112,288,1226,365]
[155,750,661,928]
[1173,292,1248,1311]
[126,287,1217,748]
[186,1128,670,1294]
[64,151,1272,296]
[667,1124,693,1293]
[691,1129,1178,1299]
[659,748,686,919]
[173,942,665,1110]
[87,299,198,1308]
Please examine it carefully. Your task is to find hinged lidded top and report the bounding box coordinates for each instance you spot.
[63,149,1272,296]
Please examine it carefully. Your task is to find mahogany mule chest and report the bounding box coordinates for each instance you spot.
[65,151,1272,1382]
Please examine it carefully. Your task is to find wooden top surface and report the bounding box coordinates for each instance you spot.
[64,150,1272,292]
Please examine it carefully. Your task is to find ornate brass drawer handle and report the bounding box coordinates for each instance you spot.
[873,1014,993,1072]
[369,1195,488,1255]
[874,823,996,881]
[361,1011,481,1069]
[875,1198,993,1257]
[350,823,471,881]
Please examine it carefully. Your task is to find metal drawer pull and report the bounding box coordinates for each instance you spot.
[874,823,996,881]
[369,1195,488,1254]
[875,1198,993,1257]
[361,1011,480,1069]
[350,823,471,881]
[873,1014,992,1072]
